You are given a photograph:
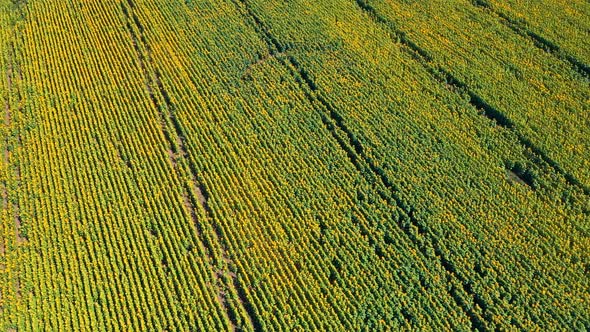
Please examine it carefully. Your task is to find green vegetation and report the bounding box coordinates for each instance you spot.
[1,0,588,330]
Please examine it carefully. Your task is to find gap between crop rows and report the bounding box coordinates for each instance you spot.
[471,0,589,79]
[120,1,258,330]
[353,0,590,198]
[229,0,499,329]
